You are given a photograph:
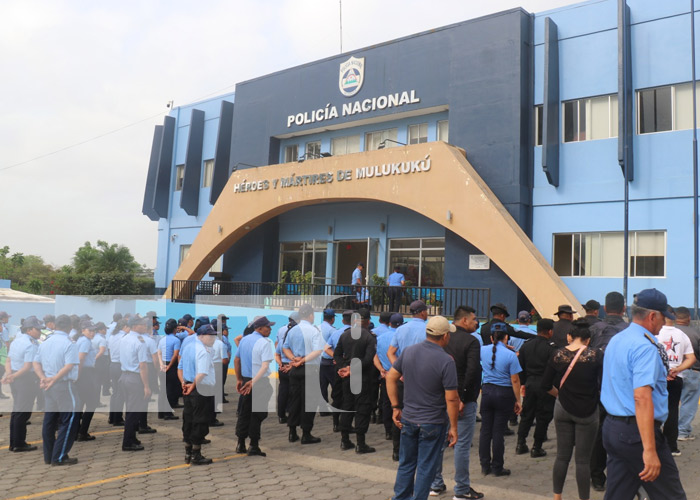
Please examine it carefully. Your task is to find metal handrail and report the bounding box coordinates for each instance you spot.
[170,280,491,319]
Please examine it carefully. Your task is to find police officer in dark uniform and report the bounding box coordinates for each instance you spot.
[515,318,557,457]
[479,303,530,346]
[552,305,576,347]
[334,308,377,453]
[582,300,601,327]
[325,310,352,433]
[119,316,152,451]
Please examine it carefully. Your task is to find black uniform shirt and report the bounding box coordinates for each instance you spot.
[552,319,574,348]
[443,326,482,403]
[518,335,557,385]
[479,319,531,346]
[333,327,377,378]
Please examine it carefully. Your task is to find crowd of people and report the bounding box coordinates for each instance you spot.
[0,287,695,500]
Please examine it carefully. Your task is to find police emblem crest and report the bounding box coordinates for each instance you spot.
[339,56,365,97]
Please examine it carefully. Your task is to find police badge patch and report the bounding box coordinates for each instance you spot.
[339,56,365,97]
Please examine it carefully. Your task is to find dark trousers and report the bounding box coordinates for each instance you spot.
[603,416,686,500]
[319,360,335,411]
[288,365,317,432]
[479,383,515,472]
[222,360,229,399]
[340,376,372,435]
[392,380,405,454]
[76,367,99,436]
[590,403,609,486]
[369,367,379,414]
[277,365,290,419]
[120,372,147,447]
[166,362,182,408]
[379,378,394,434]
[96,356,111,396]
[235,377,272,443]
[663,377,683,452]
[10,374,38,448]
[42,381,79,464]
[388,286,402,312]
[331,371,344,427]
[182,386,211,445]
[517,379,555,446]
[108,361,124,423]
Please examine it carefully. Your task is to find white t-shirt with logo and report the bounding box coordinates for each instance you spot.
[656,325,694,378]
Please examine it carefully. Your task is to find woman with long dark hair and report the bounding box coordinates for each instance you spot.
[479,323,522,476]
[542,318,603,500]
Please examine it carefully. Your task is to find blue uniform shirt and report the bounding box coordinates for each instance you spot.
[376,328,395,370]
[180,334,197,354]
[275,325,292,363]
[480,342,521,386]
[509,324,536,351]
[237,332,275,378]
[108,331,125,363]
[119,332,150,373]
[8,333,38,372]
[92,333,107,355]
[222,335,232,359]
[179,338,197,382]
[77,336,97,368]
[283,320,325,364]
[34,330,79,381]
[326,326,347,352]
[158,334,181,362]
[352,267,362,284]
[373,324,390,338]
[320,321,338,360]
[601,322,669,422]
[387,272,405,286]
[195,340,216,386]
[390,318,427,356]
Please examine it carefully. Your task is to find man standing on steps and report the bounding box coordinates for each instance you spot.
[283,303,325,445]
[334,308,377,454]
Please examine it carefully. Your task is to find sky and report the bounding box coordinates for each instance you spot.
[0,0,580,270]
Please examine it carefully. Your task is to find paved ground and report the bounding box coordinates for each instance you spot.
[1,378,699,500]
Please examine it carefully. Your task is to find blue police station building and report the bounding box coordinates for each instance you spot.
[143,0,700,315]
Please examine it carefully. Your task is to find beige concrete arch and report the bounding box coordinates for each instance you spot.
[165,142,581,316]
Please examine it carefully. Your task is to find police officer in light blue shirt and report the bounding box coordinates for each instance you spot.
[3,315,41,452]
[282,304,325,443]
[75,321,100,441]
[386,266,406,312]
[33,314,80,465]
[157,319,182,420]
[119,316,152,451]
[372,311,392,338]
[108,320,127,425]
[600,289,687,499]
[319,309,338,416]
[234,316,275,456]
[180,325,217,465]
[509,311,537,352]
[374,313,401,441]
[352,263,364,285]
[387,300,428,364]
[275,313,298,424]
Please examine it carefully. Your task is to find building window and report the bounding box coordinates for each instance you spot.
[552,231,665,277]
[202,159,214,188]
[279,241,327,282]
[175,164,185,191]
[388,238,445,286]
[437,120,449,142]
[306,141,321,159]
[563,94,618,143]
[365,128,398,151]
[330,135,361,156]
[408,123,428,144]
[179,244,191,264]
[284,144,298,163]
[535,105,543,146]
[638,83,700,134]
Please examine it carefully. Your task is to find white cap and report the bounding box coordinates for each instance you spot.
[425,316,456,336]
